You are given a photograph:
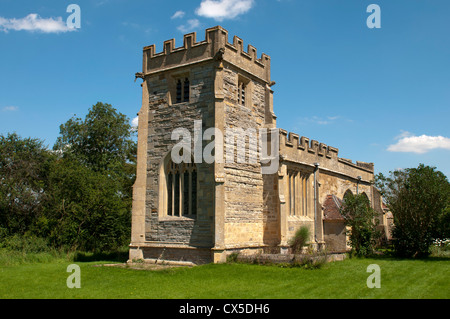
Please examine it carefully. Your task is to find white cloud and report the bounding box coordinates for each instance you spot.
[131,116,139,130]
[195,0,254,21]
[1,106,18,112]
[387,131,450,154]
[171,10,186,19]
[303,115,341,125]
[0,13,76,33]
[177,19,200,33]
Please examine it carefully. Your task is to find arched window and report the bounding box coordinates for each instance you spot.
[360,192,371,207]
[343,189,353,202]
[165,159,197,217]
[287,169,310,217]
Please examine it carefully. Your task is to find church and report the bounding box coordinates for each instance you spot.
[129,26,389,264]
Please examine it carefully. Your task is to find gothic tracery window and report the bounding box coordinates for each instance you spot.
[287,169,310,217]
[166,160,197,217]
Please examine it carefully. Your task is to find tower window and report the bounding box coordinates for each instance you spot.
[238,81,246,106]
[183,78,190,102]
[174,77,190,104]
[165,159,197,217]
[176,79,182,103]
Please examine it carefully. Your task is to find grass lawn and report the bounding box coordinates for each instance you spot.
[0,253,449,299]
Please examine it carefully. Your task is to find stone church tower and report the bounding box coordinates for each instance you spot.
[129,26,388,264]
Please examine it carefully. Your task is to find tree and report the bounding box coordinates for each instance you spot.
[46,102,137,251]
[44,158,131,251]
[375,164,450,258]
[0,133,53,237]
[340,193,380,257]
[54,102,136,173]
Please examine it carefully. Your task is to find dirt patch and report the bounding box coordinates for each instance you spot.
[93,262,193,271]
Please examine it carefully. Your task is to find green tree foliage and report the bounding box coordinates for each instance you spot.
[0,133,53,238]
[340,193,380,257]
[43,158,131,251]
[48,102,137,251]
[375,164,450,258]
[54,102,136,174]
[1,102,136,252]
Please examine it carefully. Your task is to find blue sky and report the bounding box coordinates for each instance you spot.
[1,0,449,177]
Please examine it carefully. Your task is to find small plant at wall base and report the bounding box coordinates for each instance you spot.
[289,226,310,254]
[340,193,381,257]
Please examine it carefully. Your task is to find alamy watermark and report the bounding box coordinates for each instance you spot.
[171,120,280,174]
[66,264,81,288]
[66,4,81,29]
[366,264,381,288]
[367,4,381,29]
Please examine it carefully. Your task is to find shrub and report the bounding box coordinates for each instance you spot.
[340,193,380,257]
[376,164,450,258]
[0,235,50,253]
[226,252,240,263]
[289,226,310,254]
[292,249,328,269]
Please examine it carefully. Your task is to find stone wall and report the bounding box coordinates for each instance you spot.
[222,63,266,248]
[144,62,216,248]
[323,222,347,252]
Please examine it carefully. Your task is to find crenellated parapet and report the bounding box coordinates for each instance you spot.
[142,26,271,82]
[279,129,339,159]
[279,129,374,175]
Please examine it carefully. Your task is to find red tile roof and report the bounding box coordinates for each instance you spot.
[323,194,345,221]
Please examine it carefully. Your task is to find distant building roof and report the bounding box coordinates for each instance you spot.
[323,194,345,221]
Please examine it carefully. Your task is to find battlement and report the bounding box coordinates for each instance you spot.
[279,129,339,159]
[143,26,271,82]
[279,129,374,173]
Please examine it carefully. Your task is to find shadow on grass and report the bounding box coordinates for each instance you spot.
[73,250,129,263]
[355,249,450,262]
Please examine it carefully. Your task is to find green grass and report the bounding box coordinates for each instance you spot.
[0,253,449,299]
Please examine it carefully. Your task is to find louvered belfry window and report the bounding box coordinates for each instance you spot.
[183,78,190,102]
[176,79,182,103]
[238,81,246,106]
[175,77,190,104]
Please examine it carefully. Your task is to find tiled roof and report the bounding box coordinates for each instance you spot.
[323,194,345,221]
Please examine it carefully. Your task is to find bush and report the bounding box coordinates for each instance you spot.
[292,249,328,269]
[226,252,240,263]
[376,164,450,258]
[289,226,310,254]
[340,193,380,257]
[0,235,50,253]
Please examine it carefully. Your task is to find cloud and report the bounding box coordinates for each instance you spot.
[131,116,139,129]
[1,106,18,112]
[177,19,201,33]
[387,131,450,154]
[303,115,341,125]
[195,0,254,21]
[171,10,185,19]
[122,21,152,34]
[0,13,75,33]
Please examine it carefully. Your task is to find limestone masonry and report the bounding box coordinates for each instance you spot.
[129,26,391,264]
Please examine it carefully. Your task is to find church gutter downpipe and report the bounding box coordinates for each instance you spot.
[357,176,362,194]
[314,162,320,244]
